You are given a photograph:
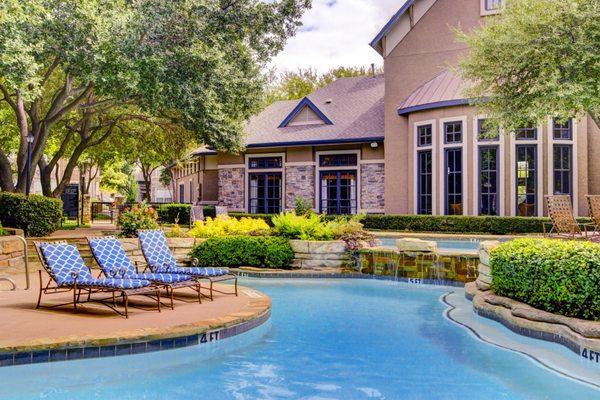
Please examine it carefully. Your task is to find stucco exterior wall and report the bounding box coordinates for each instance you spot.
[382,0,483,214]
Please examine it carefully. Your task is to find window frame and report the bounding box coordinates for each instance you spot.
[248,171,283,214]
[515,144,538,217]
[552,144,573,197]
[417,124,433,147]
[417,150,433,215]
[444,147,463,215]
[553,118,573,140]
[478,146,499,216]
[319,170,358,215]
[444,121,463,144]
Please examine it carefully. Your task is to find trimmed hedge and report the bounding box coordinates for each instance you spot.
[362,214,593,235]
[190,236,294,268]
[490,238,600,321]
[158,204,217,224]
[0,192,63,236]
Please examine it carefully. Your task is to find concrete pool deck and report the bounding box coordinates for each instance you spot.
[0,273,271,364]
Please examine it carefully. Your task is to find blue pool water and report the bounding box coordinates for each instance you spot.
[1,279,598,399]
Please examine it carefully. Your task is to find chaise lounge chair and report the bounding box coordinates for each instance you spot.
[88,236,202,309]
[33,241,161,318]
[543,195,593,239]
[138,229,238,300]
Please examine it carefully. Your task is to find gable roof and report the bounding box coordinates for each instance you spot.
[243,75,384,148]
[398,70,472,115]
[370,0,416,55]
[278,97,333,128]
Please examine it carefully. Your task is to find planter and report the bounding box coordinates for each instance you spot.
[289,240,348,271]
[0,235,26,275]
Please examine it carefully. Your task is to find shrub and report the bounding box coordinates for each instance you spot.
[294,196,313,216]
[190,236,294,268]
[0,222,5,236]
[119,202,159,237]
[157,203,191,224]
[272,212,334,240]
[165,224,189,238]
[188,216,270,238]
[0,192,63,236]
[490,238,600,320]
[361,214,593,235]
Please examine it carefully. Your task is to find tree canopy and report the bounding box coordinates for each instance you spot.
[265,65,382,105]
[0,0,311,193]
[457,0,600,131]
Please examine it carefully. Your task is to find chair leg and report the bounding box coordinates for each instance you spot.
[210,279,214,301]
[234,276,238,296]
[36,270,43,309]
[197,283,202,304]
[169,286,174,310]
[124,293,129,319]
[157,290,161,312]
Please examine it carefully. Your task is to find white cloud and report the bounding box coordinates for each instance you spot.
[270,0,402,73]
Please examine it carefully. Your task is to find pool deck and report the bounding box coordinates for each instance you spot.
[0,273,270,362]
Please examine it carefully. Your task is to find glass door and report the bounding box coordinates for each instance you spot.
[248,172,282,214]
[516,144,537,216]
[445,148,463,215]
[320,171,357,214]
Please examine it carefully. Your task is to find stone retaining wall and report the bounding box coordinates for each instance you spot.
[289,240,347,271]
[0,236,26,276]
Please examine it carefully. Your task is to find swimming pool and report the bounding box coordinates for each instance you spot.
[1,279,598,399]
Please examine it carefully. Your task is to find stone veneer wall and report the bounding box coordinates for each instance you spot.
[360,163,385,212]
[218,168,245,211]
[285,165,315,210]
[0,236,26,276]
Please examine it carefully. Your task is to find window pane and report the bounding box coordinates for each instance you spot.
[319,154,358,167]
[479,146,498,215]
[249,157,282,169]
[248,173,281,213]
[444,122,462,144]
[417,151,432,214]
[553,118,572,140]
[516,127,537,140]
[319,170,357,214]
[553,145,572,196]
[478,119,499,141]
[417,125,432,147]
[445,148,462,215]
[516,145,537,217]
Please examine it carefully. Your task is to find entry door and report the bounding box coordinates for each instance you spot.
[445,148,463,215]
[320,170,357,215]
[248,172,282,214]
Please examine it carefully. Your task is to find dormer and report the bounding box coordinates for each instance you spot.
[278,97,333,128]
[480,0,504,16]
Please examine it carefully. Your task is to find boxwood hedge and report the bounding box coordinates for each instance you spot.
[190,235,294,269]
[490,238,600,321]
[0,192,63,236]
[158,204,217,224]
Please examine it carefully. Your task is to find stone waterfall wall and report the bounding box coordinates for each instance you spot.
[475,240,500,292]
[360,163,385,212]
[289,240,348,271]
[218,167,245,211]
[285,165,315,210]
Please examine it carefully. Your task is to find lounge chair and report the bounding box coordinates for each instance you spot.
[33,241,160,318]
[190,205,204,228]
[138,229,238,300]
[585,195,600,238]
[88,236,202,309]
[543,195,593,239]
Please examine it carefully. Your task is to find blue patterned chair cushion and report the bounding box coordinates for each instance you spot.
[64,276,151,289]
[41,244,95,286]
[126,273,192,284]
[89,237,137,277]
[164,266,230,277]
[89,237,191,284]
[138,230,178,272]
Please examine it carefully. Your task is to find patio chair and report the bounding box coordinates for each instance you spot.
[585,195,600,237]
[138,229,238,300]
[543,195,593,239]
[33,241,160,318]
[88,236,202,309]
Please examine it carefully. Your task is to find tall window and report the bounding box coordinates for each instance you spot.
[516,145,537,217]
[479,147,499,215]
[178,184,185,203]
[444,121,463,144]
[553,145,572,196]
[445,148,463,215]
[417,124,432,147]
[248,172,282,213]
[553,118,573,140]
[417,151,432,214]
[248,156,282,214]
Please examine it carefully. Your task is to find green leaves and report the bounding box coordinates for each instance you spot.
[457,0,600,131]
[490,238,600,320]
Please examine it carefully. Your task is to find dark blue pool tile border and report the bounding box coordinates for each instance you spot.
[233,270,466,288]
[0,310,270,368]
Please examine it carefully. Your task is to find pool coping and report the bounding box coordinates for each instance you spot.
[232,269,467,287]
[465,282,600,366]
[0,290,271,368]
[371,231,536,241]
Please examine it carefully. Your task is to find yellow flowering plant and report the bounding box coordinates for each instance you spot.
[188,216,271,238]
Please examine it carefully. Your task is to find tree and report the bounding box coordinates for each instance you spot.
[0,0,311,193]
[265,65,382,104]
[457,0,600,132]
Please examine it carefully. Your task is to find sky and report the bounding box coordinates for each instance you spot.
[269,0,402,73]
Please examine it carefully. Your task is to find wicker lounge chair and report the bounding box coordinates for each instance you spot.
[88,236,202,309]
[33,241,160,318]
[543,195,593,239]
[585,195,600,237]
[138,229,238,300]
